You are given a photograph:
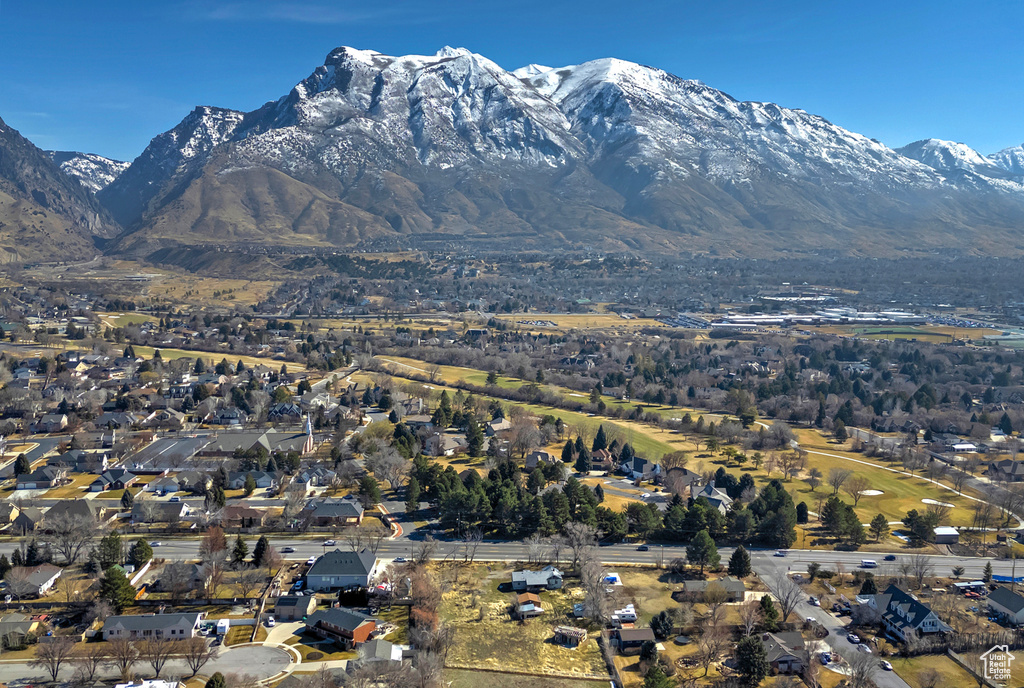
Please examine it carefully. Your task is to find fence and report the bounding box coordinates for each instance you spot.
[907,629,1024,656]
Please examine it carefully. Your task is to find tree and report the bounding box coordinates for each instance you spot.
[359,475,382,508]
[30,634,76,681]
[243,473,257,496]
[593,425,608,452]
[984,561,994,583]
[128,539,153,568]
[47,511,95,565]
[72,642,109,683]
[251,535,269,567]
[805,467,823,491]
[574,445,591,474]
[650,610,673,640]
[139,635,177,677]
[686,529,720,575]
[869,513,890,541]
[859,576,877,595]
[796,501,809,523]
[232,536,249,566]
[465,416,484,457]
[844,476,871,507]
[100,566,137,612]
[405,477,421,514]
[952,565,965,579]
[106,638,140,681]
[120,489,134,509]
[759,595,780,632]
[206,672,227,688]
[728,545,752,577]
[738,599,762,637]
[695,620,728,676]
[828,468,852,496]
[97,532,123,570]
[768,573,803,623]
[182,636,218,676]
[199,526,228,563]
[13,454,30,477]
[834,420,847,442]
[736,636,769,687]
[642,666,673,688]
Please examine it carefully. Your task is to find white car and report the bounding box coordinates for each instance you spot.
[847,633,860,643]
[323,539,336,546]
[880,660,892,671]
[150,541,162,547]
[267,616,276,627]
[858,643,872,654]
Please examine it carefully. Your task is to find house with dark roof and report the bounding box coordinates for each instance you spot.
[302,498,364,527]
[131,500,192,524]
[47,449,108,473]
[304,607,376,649]
[696,481,733,515]
[614,627,656,653]
[679,576,747,602]
[12,507,44,534]
[510,566,564,591]
[102,612,204,640]
[200,428,314,457]
[762,632,807,674]
[988,459,1024,482]
[306,549,379,591]
[351,638,403,669]
[16,465,66,489]
[988,586,1024,626]
[146,475,181,495]
[8,564,62,597]
[90,468,138,492]
[275,595,317,621]
[268,403,303,422]
[0,613,39,644]
[880,584,951,641]
[221,504,268,529]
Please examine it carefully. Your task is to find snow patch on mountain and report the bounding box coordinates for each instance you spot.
[47,151,129,193]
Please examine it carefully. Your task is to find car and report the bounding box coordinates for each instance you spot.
[281,547,295,554]
[267,616,276,627]
[637,545,650,551]
[820,652,832,665]
[884,554,897,561]
[169,496,180,502]
[774,550,787,557]
[323,540,336,546]
[805,616,816,625]
[394,557,407,563]
[880,660,893,671]
[306,556,317,565]
[847,633,860,643]
[809,596,820,607]
[150,541,162,547]
[858,643,872,654]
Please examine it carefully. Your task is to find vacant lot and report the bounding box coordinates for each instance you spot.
[890,654,976,688]
[446,669,607,688]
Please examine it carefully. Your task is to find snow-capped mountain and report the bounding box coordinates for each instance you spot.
[895,139,1021,185]
[48,151,129,193]
[991,144,1024,177]
[97,46,1024,258]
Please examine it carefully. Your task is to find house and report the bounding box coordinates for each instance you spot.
[696,481,733,515]
[591,448,614,472]
[94,412,140,430]
[275,595,317,621]
[425,433,467,457]
[142,408,186,431]
[227,471,278,491]
[17,465,66,489]
[485,418,512,436]
[614,627,655,653]
[402,415,434,431]
[46,499,104,524]
[680,576,747,602]
[293,467,337,488]
[176,470,211,492]
[8,564,62,597]
[0,613,39,644]
[762,632,807,674]
[663,467,704,496]
[352,638,403,667]
[35,414,67,433]
[510,566,564,592]
[201,428,314,457]
[553,625,588,648]
[131,500,191,524]
[0,503,19,525]
[212,407,247,426]
[268,403,303,423]
[933,526,960,544]
[988,459,1024,482]
[880,584,951,641]
[90,468,138,492]
[47,449,107,473]
[515,592,545,619]
[146,475,181,495]
[988,587,1024,626]
[304,607,376,649]
[12,507,44,534]
[302,498,364,527]
[221,504,268,529]
[102,612,204,640]
[306,549,379,591]
[525,450,557,470]
[627,456,661,482]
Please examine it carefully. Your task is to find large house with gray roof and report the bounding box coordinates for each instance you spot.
[306,549,379,591]
[879,584,950,641]
[510,566,563,591]
[102,612,204,640]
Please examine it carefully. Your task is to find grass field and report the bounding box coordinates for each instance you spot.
[491,312,663,333]
[130,345,307,372]
[446,669,608,688]
[889,654,976,688]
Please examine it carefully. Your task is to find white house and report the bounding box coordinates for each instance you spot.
[102,612,204,640]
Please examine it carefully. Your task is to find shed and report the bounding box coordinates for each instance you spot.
[933,526,959,544]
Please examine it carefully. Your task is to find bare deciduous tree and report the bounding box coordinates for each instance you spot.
[908,553,934,590]
[138,635,177,677]
[695,620,728,676]
[562,521,597,572]
[738,599,762,637]
[29,635,76,681]
[71,642,108,683]
[828,468,853,496]
[769,573,804,623]
[106,638,139,681]
[46,512,96,565]
[235,566,266,599]
[844,476,871,507]
[182,636,218,677]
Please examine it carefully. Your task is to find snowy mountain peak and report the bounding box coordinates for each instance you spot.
[47,151,129,193]
[896,138,992,171]
[990,144,1024,176]
[512,64,553,79]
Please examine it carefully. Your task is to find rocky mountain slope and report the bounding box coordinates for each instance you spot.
[89,47,1024,258]
[47,151,129,193]
[0,117,119,262]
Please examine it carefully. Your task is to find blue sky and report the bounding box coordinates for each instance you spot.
[1,0,1022,162]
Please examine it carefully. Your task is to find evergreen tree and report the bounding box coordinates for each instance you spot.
[405,477,421,514]
[243,473,257,496]
[642,666,672,688]
[561,440,574,464]
[650,610,674,640]
[466,415,484,457]
[13,454,29,477]
[128,539,153,568]
[869,513,890,541]
[359,475,382,508]
[120,489,134,510]
[736,636,769,687]
[252,535,269,567]
[10,549,23,567]
[594,484,604,503]
[728,545,752,578]
[796,501,808,524]
[593,425,608,452]
[574,445,591,474]
[194,357,205,375]
[206,673,226,688]
[759,595,780,631]
[0,554,10,580]
[486,370,498,385]
[984,561,994,583]
[527,468,546,495]
[265,455,278,473]
[686,529,720,574]
[859,575,877,595]
[100,566,137,612]
[1000,412,1014,435]
[213,487,227,509]
[834,419,847,442]
[232,536,249,565]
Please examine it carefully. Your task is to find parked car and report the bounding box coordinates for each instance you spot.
[809,596,820,606]
[847,633,860,643]
[820,652,832,665]
[880,660,893,671]
[267,616,276,627]
[394,557,407,563]
[858,643,872,654]
[169,496,180,502]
